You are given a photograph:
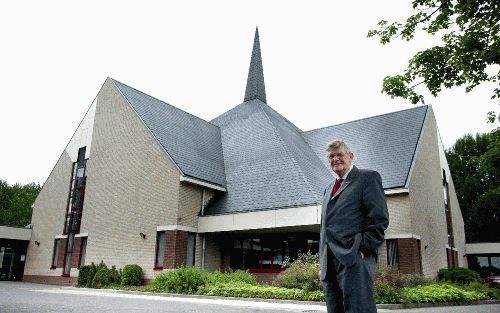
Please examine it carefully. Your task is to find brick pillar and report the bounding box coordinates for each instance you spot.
[397,238,422,274]
[165,230,188,269]
[71,237,82,268]
[57,239,67,268]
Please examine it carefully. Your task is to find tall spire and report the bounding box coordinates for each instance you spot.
[244,27,267,104]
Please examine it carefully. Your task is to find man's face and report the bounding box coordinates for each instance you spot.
[328,146,353,177]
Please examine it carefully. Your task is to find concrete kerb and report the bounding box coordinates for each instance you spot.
[65,286,500,310]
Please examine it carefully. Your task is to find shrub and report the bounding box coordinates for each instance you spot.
[403,282,488,304]
[465,281,500,299]
[122,264,144,286]
[282,251,319,268]
[274,251,320,292]
[273,262,320,291]
[207,269,256,285]
[93,265,112,288]
[110,265,121,285]
[374,281,402,304]
[84,263,98,287]
[198,282,325,301]
[77,264,96,287]
[153,266,207,294]
[438,267,481,285]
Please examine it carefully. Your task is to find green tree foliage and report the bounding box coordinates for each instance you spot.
[445,128,499,242]
[368,0,499,122]
[0,180,41,227]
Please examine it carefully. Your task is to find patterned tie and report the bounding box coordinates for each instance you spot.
[331,178,344,197]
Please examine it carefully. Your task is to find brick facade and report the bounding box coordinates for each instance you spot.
[24,275,77,286]
[52,237,84,269]
[165,230,189,268]
[397,238,422,274]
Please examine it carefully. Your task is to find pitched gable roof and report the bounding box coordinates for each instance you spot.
[112,79,226,187]
[303,106,428,189]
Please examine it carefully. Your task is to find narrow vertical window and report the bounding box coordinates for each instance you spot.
[186,233,196,267]
[386,239,399,270]
[51,239,60,269]
[79,237,87,268]
[155,232,166,269]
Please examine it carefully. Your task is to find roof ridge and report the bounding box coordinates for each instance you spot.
[258,104,321,203]
[304,105,429,133]
[111,78,220,130]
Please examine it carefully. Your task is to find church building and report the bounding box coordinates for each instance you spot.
[23,29,466,284]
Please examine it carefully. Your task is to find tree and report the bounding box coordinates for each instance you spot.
[368,0,500,122]
[445,128,499,242]
[0,180,41,227]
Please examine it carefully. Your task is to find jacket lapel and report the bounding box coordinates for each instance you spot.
[330,166,359,201]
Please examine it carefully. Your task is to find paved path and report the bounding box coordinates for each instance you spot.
[0,281,498,313]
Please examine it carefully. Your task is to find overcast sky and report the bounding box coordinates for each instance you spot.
[0,1,498,186]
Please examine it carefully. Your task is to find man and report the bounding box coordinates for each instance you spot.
[320,140,389,313]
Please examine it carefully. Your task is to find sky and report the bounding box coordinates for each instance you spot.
[0,1,498,186]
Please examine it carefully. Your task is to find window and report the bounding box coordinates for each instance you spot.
[186,233,196,266]
[51,239,61,269]
[79,237,87,268]
[155,232,166,269]
[386,239,399,270]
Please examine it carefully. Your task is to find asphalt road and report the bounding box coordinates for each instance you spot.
[0,281,499,313]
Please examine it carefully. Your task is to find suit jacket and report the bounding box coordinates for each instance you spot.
[319,165,389,280]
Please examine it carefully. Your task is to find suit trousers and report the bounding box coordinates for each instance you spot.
[322,245,377,313]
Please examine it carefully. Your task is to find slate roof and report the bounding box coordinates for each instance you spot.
[208,99,333,215]
[303,106,428,190]
[112,79,226,187]
[106,30,428,216]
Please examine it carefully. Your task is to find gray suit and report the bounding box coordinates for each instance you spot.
[320,165,389,313]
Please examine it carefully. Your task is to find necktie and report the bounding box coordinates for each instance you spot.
[331,178,344,197]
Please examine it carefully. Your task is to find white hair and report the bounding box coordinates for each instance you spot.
[326,140,352,154]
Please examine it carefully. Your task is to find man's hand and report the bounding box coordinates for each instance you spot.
[360,251,364,259]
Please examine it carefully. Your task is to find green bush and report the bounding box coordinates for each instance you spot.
[198,282,325,301]
[153,266,207,294]
[110,265,121,285]
[84,263,98,287]
[93,265,113,288]
[374,281,402,304]
[274,251,320,292]
[438,267,481,285]
[77,264,96,287]
[465,281,500,299]
[273,262,320,291]
[207,269,256,285]
[121,264,144,286]
[402,282,488,304]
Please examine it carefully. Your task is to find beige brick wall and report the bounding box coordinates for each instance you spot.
[386,194,412,234]
[75,78,181,279]
[178,184,202,228]
[203,234,221,271]
[24,151,74,276]
[408,108,449,278]
[444,155,467,267]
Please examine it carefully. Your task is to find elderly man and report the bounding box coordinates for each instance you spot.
[319,140,389,313]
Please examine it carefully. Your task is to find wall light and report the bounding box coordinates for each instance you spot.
[140,232,146,239]
[34,241,40,246]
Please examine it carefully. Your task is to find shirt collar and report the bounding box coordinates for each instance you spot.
[334,164,353,180]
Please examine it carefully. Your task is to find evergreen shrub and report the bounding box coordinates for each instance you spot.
[153,266,207,294]
[77,264,96,287]
[93,265,112,288]
[121,264,144,286]
[438,267,481,285]
[273,251,320,291]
